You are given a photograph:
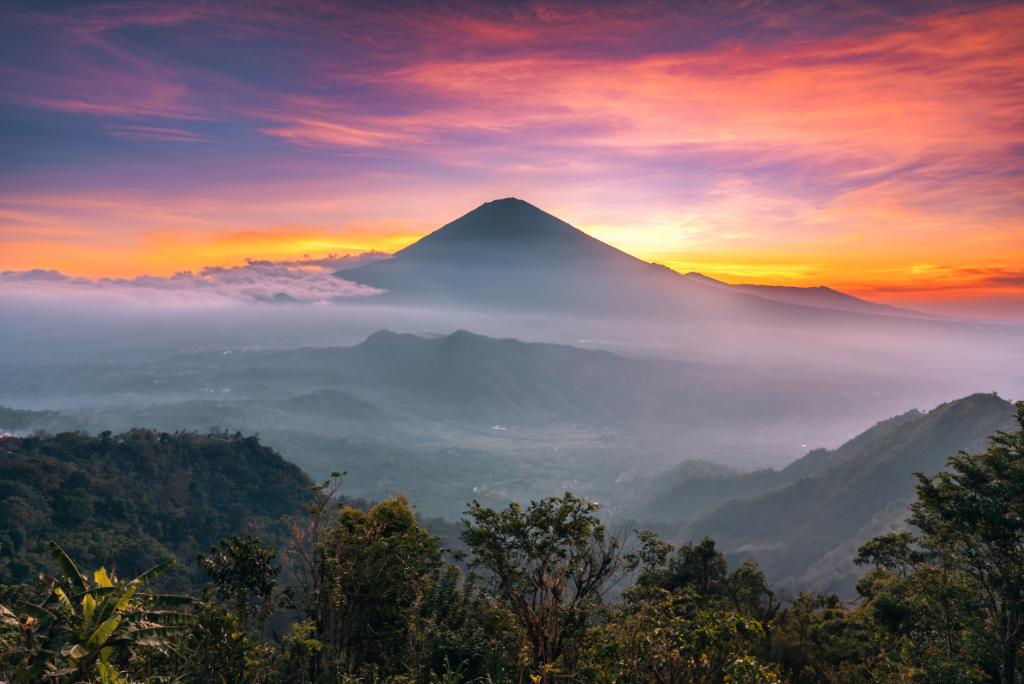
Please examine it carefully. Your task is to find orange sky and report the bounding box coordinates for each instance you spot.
[1,1,1022,318]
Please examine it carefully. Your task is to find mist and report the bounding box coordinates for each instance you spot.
[3,262,1022,520]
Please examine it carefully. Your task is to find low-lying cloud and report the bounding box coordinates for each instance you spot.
[0,253,387,306]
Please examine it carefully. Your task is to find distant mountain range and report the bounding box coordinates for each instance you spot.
[3,324,983,470]
[636,392,1017,595]
[155,328,923,432]
[341,198,932,322]
[679,272,931,319]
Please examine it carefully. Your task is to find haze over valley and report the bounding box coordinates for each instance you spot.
[3,200,1022,587]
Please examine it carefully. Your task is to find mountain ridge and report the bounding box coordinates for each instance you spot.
[681,271,933,319]
[685,392,1016,595]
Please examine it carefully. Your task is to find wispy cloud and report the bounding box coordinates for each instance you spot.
[259,118,421,148]
[106,125,210,142]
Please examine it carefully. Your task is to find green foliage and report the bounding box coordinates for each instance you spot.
[581,592,778,683]
[2,402,1022,683]
[199,534,286,633]
[844,400,1024,683]
[852,566,989,683]
[462,492,625,676]
[631,534,777,622]
[1,542,190,683]
[316,496,442,679]
[906,400,1024,683]
[176,603,277,682]
[854,532,925,577]
[421,564,521,683]
[0,429,312,590]
[766,591,878,683]
[144,542,318,684]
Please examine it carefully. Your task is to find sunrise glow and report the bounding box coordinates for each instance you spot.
[2,1,1022,318]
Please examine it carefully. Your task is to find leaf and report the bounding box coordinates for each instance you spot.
[92,583,137,631]
[112,583,138,614]
[52,587,73,613]
[94,567,113,588]
[47,541,87,594]
[146,594,194,608]
[71,585,119,601]
[141,610,194,626]
[134,558,175,585]
[16,601,56,622]
[67,643,87,662]
[88,613,123,647]
[81,593,96,629]
[128,625,189,649]
[0,603,19,626]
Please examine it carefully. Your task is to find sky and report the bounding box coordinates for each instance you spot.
[1,0,1023,319]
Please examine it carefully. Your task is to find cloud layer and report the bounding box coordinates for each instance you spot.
[0,255,385,306]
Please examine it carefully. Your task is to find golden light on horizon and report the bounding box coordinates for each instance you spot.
[1,1,1022,319]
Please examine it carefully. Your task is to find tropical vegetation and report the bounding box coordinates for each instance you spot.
[1,401,1022,682]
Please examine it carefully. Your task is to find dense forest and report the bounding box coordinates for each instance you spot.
[0,430,312,590]
[2,402,1023,683]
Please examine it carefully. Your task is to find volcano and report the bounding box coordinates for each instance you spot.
[341,198,681,311]
[339,198,924,322]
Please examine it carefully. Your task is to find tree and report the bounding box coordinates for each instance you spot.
[854,531,925,578]
[767,591,879,684]
[852,562,988,683]
[421,563,521,683]
[317,496,441,678]
[199,534,284,634]
[461,492,625,678]
[581,591,779,683]
[908,401,1024,684]
[171,535,296,683]
[176,605,276,683]
[632,533,777,621]
[1,541,190,682]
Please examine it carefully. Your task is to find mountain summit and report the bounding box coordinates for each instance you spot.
[340,198,685,311]
[399,197,602,251]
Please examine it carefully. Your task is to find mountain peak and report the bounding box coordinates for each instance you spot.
[338,197,667,310]
[399,197,591,251]
[482,196,530,206]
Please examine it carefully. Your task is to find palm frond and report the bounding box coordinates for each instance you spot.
[134,558,175,585]
[47,540,87,594]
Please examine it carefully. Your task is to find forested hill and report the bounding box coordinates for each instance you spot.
[0,430,312,589]
[690,392,1017,594]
